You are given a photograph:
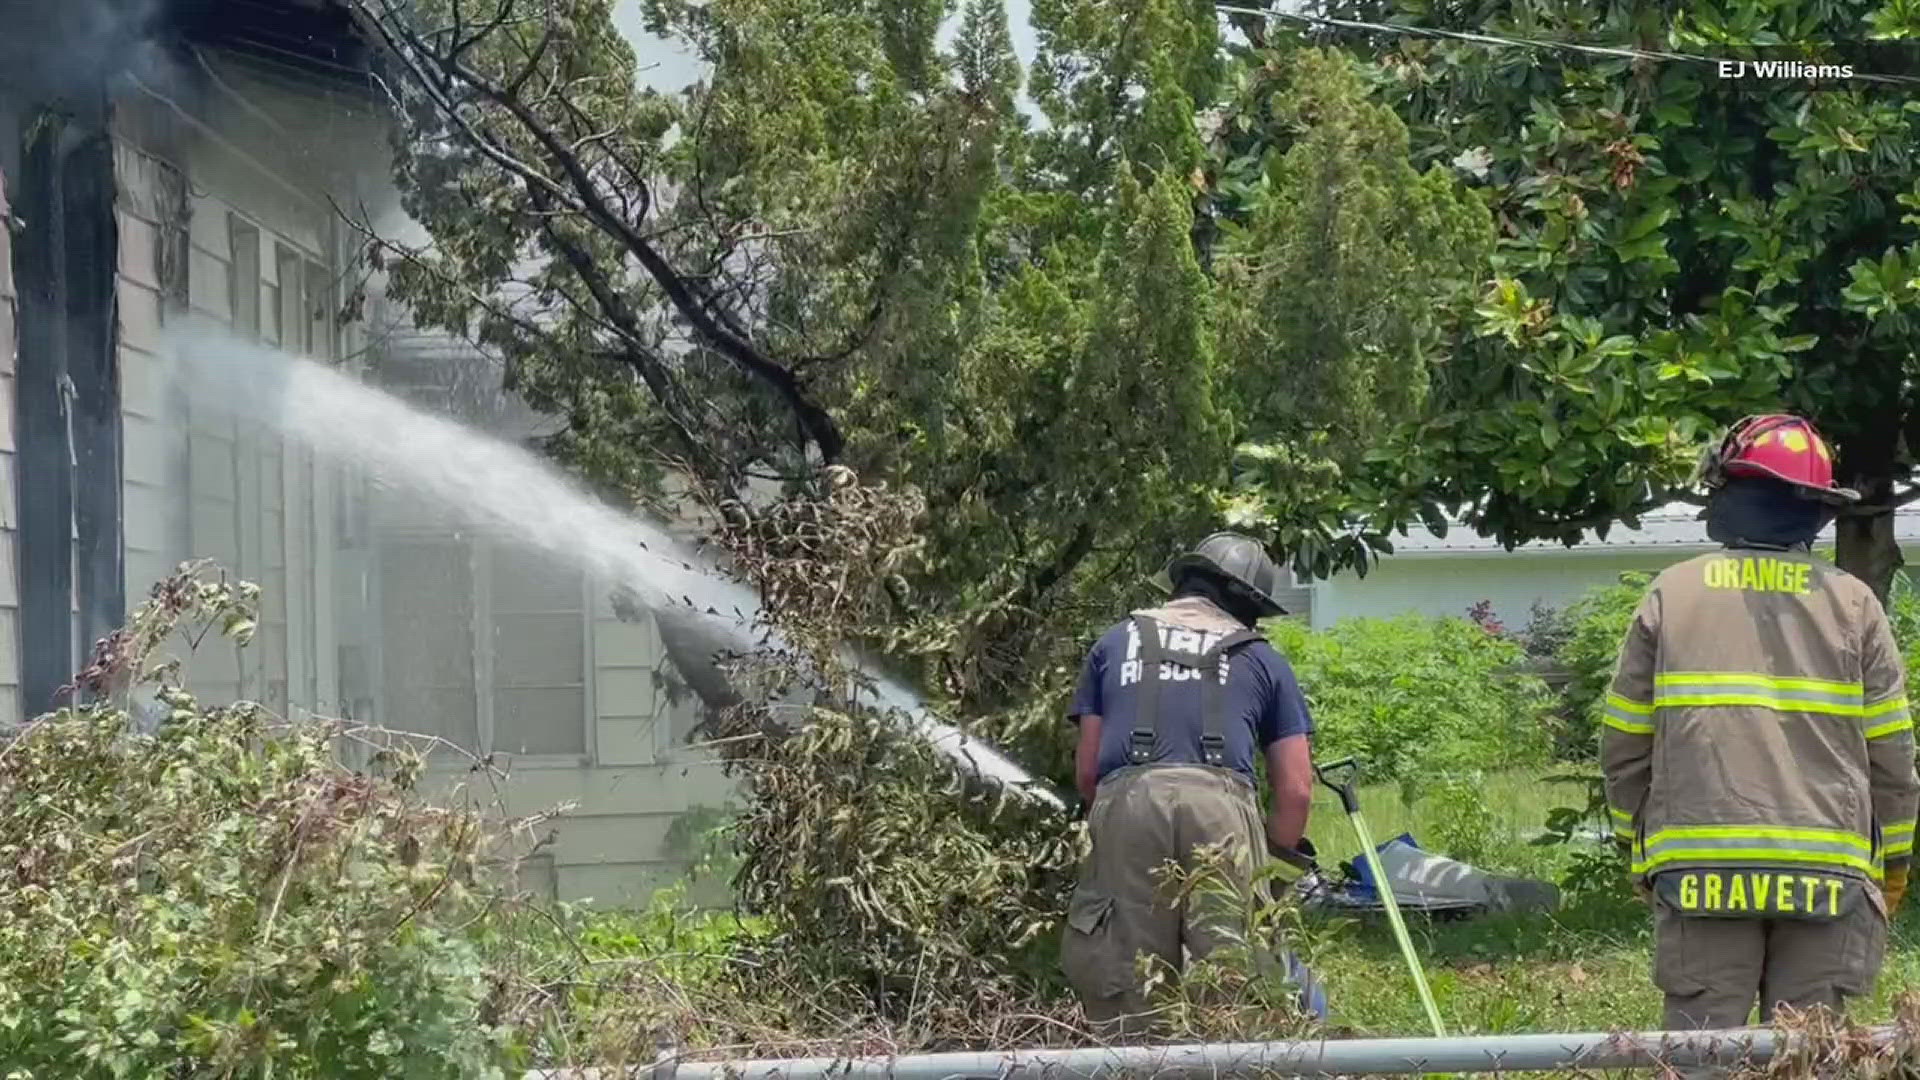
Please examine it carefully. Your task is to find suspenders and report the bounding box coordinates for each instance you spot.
[1126,615,1263,768]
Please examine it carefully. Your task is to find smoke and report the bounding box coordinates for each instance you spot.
[1,0,178,109]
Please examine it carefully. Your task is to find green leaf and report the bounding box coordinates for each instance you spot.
[1620,206,1671,242]
[1652,102,1692,127]
[1615,235,1668,263]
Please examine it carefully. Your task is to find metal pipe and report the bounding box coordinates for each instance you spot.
[528,1026,1908,1080]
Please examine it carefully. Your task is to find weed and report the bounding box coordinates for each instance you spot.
[1423,772,1500,867]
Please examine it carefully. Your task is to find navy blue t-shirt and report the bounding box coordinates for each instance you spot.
[1068,617,1314,785]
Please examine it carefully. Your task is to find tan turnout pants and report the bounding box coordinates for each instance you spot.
[1652,888,1887,1031]
[1060,765,1268,1031]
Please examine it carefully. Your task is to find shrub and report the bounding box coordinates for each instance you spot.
[1886,571,1920,674]
[711,697,1083,1032]
[1535,769,1636,903]
[1555,572,1653,759]
[0,565,525,1077]
[1264,614,1556,782]
[1515,600,1574,660]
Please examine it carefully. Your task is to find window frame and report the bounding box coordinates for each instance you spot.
[478,539,595,765]
[303,256,333,362]
[273,243,305,354]
[375,528,595,769]
[227,214,261,339]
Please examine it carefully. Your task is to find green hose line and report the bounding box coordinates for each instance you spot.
[1344,809,1447,1038]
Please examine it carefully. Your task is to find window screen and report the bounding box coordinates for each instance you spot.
[275,245,306,355]
[378,540,479,753]
[304,258,332,361]
[488,542,587,757]
[228,217,260,338]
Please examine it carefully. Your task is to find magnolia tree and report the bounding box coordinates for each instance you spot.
[1287,0,1920,600]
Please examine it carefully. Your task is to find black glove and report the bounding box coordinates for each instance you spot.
[1268,837,1319,874]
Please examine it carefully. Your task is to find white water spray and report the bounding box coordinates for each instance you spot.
[164,322,1062,810]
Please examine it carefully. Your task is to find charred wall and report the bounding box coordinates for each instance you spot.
[1,0,155,717]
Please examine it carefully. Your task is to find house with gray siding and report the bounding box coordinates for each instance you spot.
[1,0,737,906]
[1308,503,1920,630]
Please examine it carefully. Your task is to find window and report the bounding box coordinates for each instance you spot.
[276,244,305,354]
[305,257,333,361]
[228,216,260,337]
[335,468,370,549]
[155,163,189,313]
[488,542,588,757]
[377,539,480,754]
[376,535,589,761]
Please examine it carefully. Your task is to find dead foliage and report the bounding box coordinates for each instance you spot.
[706,465,928,666]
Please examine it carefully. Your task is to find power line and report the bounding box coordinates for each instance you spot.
[1213,3,1920,88]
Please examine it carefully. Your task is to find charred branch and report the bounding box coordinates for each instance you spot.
[350,0,847,471]
[523,184,736,486]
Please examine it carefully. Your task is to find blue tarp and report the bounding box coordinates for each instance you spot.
[1341,832,1423,903]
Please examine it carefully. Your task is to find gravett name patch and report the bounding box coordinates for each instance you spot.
[1655,868,1866,921]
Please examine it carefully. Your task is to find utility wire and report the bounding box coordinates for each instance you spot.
[1213,2,1920,88]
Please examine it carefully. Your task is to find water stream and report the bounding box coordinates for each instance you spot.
[163,321,1063,810]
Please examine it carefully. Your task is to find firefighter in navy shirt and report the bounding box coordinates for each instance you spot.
[1059,532,1318,1029]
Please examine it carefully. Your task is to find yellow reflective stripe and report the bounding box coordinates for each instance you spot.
[1652,672,1866,715]
[1609,806,1633,838]
[1655,672,1864,694]
[1604,693,1655,734]
[1648,824,1873,851]
[1633,848,1882,879]
[1606,693,1654,716]
[1886,821,1914,857]
[1865,716,1914,740]
[1654,693,1864,717]
[1864,696,1912,739]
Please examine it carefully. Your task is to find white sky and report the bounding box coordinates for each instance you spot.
[611,0,1042,94]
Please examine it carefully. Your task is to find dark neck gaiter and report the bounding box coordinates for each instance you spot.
[1171,574,1262,628]
[1705,477,1831,550]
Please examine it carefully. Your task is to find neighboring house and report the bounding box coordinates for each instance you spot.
[1308,503,1920,631]
[1,0,735,906]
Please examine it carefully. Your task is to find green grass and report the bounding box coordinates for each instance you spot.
[1306,770,1576,874]
[1300,770,1920,1042]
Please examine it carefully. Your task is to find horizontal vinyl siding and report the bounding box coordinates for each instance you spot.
[556,860,726,909]
[111,116,340,716]
[415,753,736,907]
[116,202,186,618]
[1311,551,1682,631]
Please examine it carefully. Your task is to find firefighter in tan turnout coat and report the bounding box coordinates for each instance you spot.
[1603,414,1920,1030]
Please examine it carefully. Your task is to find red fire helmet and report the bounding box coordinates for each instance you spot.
[1700,414,1859,504]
